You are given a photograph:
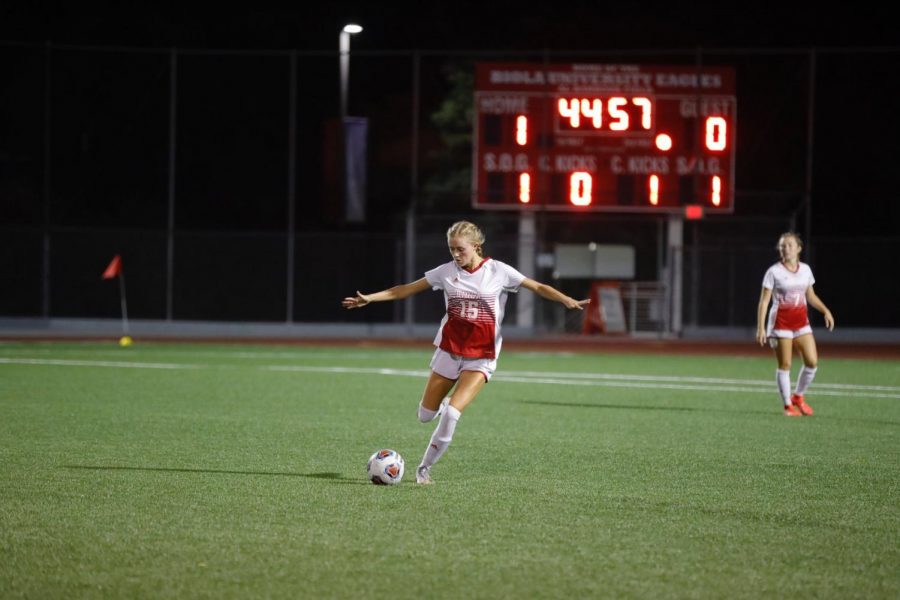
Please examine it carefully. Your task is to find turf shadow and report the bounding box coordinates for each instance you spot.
[520,399,773,416]
[815,415,900,427]
[62,465,367,484]
[521,399,701,412]
[521,400,900,423]
[521,400,900,425]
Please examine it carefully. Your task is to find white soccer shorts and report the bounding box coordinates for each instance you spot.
[430,348,496,382]
[768,325,813,347]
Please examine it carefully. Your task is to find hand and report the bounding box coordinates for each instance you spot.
[824,310,835,331]
[756,328,768,347]
[564,298,591,310]
[342,291,371,310]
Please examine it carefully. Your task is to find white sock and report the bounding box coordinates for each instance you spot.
[795,366,817,396]
[417,397,452,423]
[419,405,461,470]
[417,404,438,423]
[776,369,792,406]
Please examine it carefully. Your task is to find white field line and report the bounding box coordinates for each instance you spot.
[0,346,425,361]
[265,365,900,399]
[4,357,900,399]
[6,348,895,391]
[266,365,428,378]
[495,369,900,392]
[495,376,900,398]
[0,357,202,369]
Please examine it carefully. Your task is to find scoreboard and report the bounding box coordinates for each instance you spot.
[472,63,737,214]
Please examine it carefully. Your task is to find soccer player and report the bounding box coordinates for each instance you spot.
[343,221,589,484]
[756,232,835,416]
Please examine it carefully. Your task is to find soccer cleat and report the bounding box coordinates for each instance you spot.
[791,393,814,416]
[416,465,434,485]
[783,405,802,417]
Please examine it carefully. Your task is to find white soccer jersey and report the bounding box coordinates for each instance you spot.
[762,261,815,333]
[424,258,526,359]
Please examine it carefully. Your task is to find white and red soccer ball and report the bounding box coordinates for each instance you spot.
[367,449,404,485]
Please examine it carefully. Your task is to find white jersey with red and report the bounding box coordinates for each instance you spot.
[762,261,815,337]
[424,257,526,360]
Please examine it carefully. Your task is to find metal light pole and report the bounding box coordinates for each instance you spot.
[339,24,362,122]
[339,23,363,222]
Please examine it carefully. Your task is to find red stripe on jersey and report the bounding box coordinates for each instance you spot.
[775,305,809,330]
[441,295,498,358]
[440,317,496,359]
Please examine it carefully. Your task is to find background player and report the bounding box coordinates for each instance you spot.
[756,232,834,416]
[343,221,589,483]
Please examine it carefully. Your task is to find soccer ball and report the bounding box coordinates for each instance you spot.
[367,449,405,485]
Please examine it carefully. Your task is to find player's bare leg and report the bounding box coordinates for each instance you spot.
[793,333,818,369]
[417,371,455,423]
[416,371,486,484]
[773,339,800,416]
[447,370,487,413]
[791,334,818,415]
[774,337,793,371]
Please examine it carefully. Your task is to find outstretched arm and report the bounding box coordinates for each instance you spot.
[756,287,772,346]
[342,278,431,309]
[520,278,590,310]
[806,285,835,331]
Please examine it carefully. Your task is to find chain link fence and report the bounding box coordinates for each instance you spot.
[1,43,897,330]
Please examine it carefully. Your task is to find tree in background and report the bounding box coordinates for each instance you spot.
[421,62,474,211]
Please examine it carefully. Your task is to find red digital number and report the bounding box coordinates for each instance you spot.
[518,173,531,203]
[705,117,727,151]
[632,97,652,129]
[557,97,654,131]
[648,174,660,206]
[608,97,629,131]
[711,175,722,206]
[569,172,592,206]
[558,98,581,128]
[516,115,528,146]
[580,99,602,128]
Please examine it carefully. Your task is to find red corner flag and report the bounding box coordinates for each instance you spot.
[102,255,122,280]
[101,254,130,344]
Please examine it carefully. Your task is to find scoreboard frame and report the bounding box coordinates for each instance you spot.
[472,62,737,214]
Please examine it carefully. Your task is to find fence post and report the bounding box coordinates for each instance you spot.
[403,51,421,333]
[286,50,297,323]
[516,212,536,329]
[41,41,52,318]
[667,215,684,336]
[165,47,178,321]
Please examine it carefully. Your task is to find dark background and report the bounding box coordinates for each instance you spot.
[4,3,897,51]
[1,4,898,327]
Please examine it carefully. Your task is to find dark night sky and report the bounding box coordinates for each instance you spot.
[2,2,897,237]
[2,3,897,51]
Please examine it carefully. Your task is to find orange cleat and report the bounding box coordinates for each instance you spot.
[783,405,802,417]
[791,393,814,416]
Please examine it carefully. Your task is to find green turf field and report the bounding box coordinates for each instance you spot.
[1,341,898,599]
